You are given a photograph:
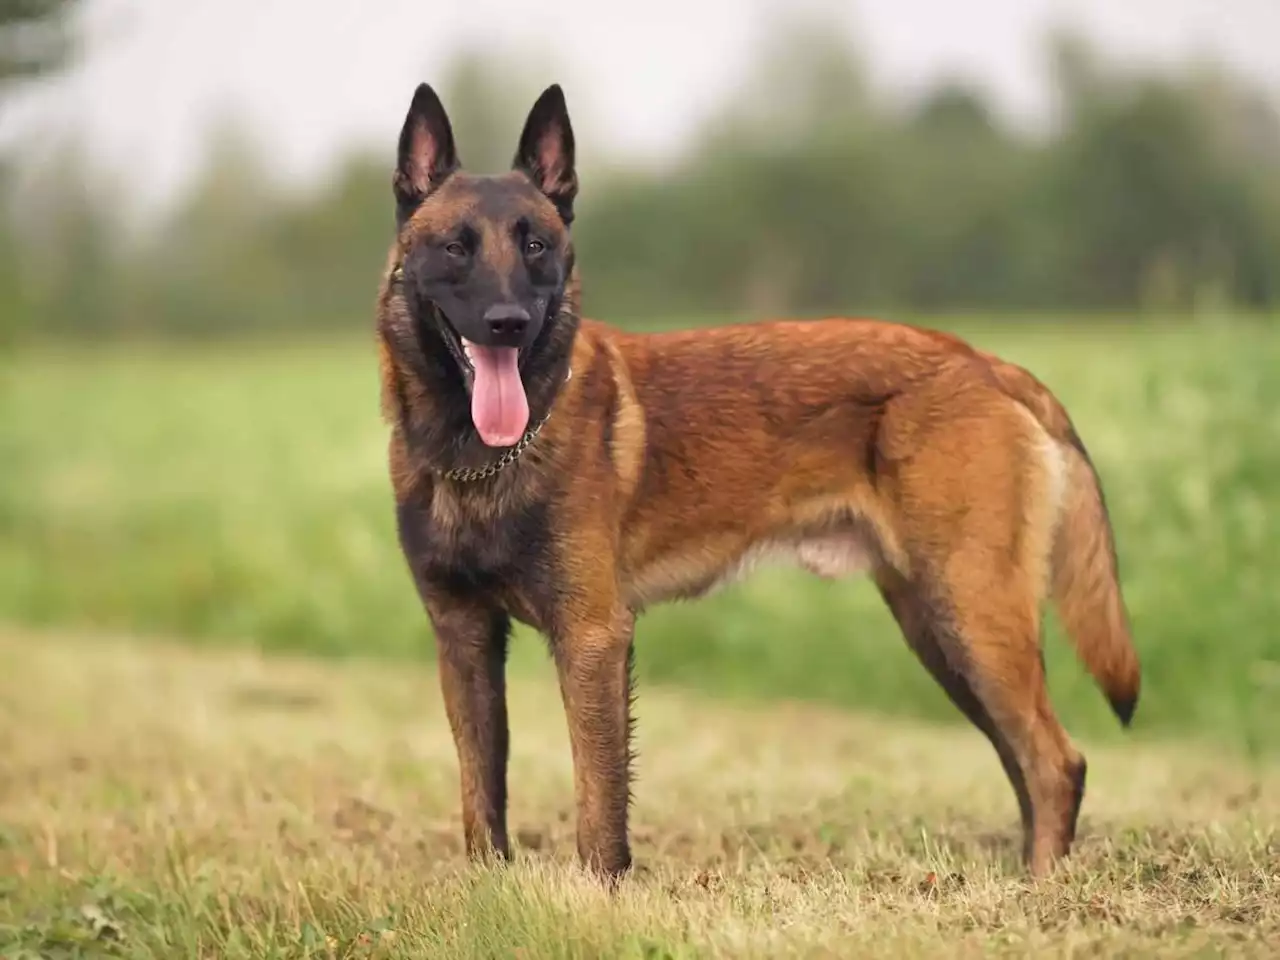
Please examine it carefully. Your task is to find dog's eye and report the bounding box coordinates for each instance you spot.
[444,241,466,258]
[525,239,546,257]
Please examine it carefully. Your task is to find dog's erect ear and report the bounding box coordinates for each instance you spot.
[393,83,460,224]
[513,84,577,225]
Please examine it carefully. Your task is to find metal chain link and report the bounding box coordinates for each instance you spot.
[442,408,554,483]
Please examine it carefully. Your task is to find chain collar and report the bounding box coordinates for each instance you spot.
[444,356,574,482]
[440,365,572,483]
[443,408,551,483]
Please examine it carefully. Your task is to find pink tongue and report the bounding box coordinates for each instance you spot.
[465,341,530,447]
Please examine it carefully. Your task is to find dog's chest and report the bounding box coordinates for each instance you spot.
[395,491,558,628]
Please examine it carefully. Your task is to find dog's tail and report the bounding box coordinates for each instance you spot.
[982,353,1141,727]
[1050,433,1141,725]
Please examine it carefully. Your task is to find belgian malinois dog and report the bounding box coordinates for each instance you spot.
[376,82,1140,881]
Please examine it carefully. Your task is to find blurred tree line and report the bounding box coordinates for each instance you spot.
[3,16,1280,342]
[0,0,78,349]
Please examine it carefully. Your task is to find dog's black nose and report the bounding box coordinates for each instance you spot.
[483,304,531,345]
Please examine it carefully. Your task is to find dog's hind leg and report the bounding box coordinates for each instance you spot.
[877,561,1084,876]
[875,567,1033,851]
[880,401,1086,876]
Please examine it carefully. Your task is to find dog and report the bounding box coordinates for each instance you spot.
[375,82,1141,882]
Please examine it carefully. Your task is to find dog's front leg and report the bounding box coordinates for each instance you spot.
[425,594,512,864]
[552,602,636,881]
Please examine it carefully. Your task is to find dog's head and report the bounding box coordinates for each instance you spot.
[386,83,579,448]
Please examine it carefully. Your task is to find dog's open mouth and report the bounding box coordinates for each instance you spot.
[461,339,529,448]
[437,316,530,449]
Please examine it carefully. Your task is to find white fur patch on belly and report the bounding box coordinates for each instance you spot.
[628,530,876,608]
[794,533,876,579]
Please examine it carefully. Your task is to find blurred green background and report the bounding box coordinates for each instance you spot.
[1,2,1277,756]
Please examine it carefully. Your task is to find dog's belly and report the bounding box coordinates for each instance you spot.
[625,529,877,609]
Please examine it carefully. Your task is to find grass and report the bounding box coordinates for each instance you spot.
[1,316,1279,757]
[1,627,1277,957]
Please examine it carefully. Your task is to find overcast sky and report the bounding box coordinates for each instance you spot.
[4,0,1278,213]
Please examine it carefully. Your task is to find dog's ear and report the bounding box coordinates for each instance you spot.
[513,84,577,225]
[393,83,460,225]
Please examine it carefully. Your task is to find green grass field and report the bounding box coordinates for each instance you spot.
[2,316,1279,956]
[2,317,1277,751]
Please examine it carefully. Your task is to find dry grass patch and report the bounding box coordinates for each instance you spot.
[0,627,1276,958]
